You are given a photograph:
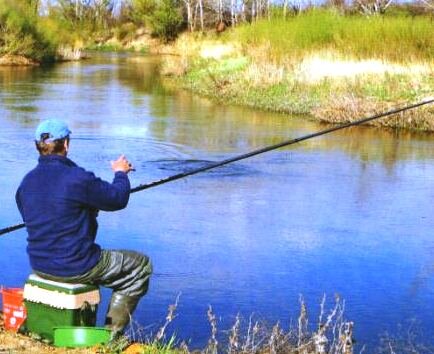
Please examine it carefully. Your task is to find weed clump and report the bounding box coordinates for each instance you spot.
[123,294,355,354]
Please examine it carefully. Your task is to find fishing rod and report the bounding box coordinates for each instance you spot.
[1,98,433,236]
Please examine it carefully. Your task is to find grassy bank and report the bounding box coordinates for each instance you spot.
[165,10,434,131]
[232,10,434,63]
[0,296,357,353]
[1,298,432,353]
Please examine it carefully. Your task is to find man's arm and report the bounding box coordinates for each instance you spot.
[15,187,24,219]
[83,155,134,212]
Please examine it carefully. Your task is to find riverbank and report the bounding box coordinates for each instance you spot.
[85,28,180,56]
[160,12,434,131]
[173,51,434,130]
[0,298,354,353]
[0,48,88,66]
[0,329,166,354]
[0,29,170,66]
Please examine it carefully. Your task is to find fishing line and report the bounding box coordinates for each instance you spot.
[1,98,433,236]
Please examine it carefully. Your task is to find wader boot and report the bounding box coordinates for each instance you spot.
[105,293,141,339]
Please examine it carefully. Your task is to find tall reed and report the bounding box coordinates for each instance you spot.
[231,9,434,64]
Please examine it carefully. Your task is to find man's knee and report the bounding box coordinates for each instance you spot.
[129,252,152,296]
[137,254,152,279]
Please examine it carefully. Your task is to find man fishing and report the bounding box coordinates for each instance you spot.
[15,119,152,339]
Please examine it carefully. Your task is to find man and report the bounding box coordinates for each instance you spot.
[15,119,152,338]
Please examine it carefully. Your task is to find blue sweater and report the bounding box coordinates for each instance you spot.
[16,155,130,277]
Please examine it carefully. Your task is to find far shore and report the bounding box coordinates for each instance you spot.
[0,54,40,66]
[2,31,433,132]
[0,47,90,66]
[157,33,434,132]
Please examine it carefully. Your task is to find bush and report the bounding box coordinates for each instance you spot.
[131,0,157,27]
[0,0,56,62]
[148,0,183,42]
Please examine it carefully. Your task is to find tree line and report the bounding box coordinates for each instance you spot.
[0,0,432,61]
[22,0,434,38]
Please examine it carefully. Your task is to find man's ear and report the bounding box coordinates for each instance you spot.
[64,139,69,153]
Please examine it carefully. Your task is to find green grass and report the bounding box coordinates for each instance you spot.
[85,41,150,53]
[229,9,434,63]
[182,58,320,114]
[85,43,130,52]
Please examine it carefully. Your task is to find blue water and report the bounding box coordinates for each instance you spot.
[1,53,434,350]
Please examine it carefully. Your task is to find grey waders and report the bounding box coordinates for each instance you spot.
[105,293,141,338]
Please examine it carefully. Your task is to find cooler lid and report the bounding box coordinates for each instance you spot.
[26,274,98,295]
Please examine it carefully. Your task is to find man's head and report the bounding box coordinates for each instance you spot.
[34,119,71,156]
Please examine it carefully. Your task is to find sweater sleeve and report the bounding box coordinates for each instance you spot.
[83,171,131,211]
[15,187,24,220]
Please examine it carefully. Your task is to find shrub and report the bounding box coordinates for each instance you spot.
[149,0,183,42]
[0,0,56,62]
[131,0,158,27]
[113,22,137,42]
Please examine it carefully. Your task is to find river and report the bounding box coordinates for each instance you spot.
[1,53,434,351]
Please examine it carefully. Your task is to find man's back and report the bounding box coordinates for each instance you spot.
[16,154,130,277]
[17,119,151,339]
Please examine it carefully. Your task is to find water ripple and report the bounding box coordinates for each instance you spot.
[146,159,259,177]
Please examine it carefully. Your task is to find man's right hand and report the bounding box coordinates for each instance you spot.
[111,155,134,174]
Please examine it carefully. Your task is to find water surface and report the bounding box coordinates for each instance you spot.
[1,53,434,350]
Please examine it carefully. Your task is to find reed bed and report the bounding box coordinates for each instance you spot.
[118,294,356,354]
[230,10,434,64]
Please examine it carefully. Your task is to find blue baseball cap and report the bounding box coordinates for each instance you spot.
[35,119,71,142]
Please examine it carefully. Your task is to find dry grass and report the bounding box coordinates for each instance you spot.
[2,295,433,353]
[171,49,434,130]
[294,54,431,83]
[313,96,434,130]
[0,295,356,354]
[134,294,357,354]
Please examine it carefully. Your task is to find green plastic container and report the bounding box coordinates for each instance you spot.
[54,326,111,348]
[23,274,100,342]
[24,301,98,341]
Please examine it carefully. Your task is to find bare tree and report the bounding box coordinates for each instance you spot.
[230,0,238,26]
[419,0,434,10]
[283,0,288,18]
[240,0,247,22]
[183,0,194,31]
[251,0,256,21]
[198,0,204,31]
[356,0,394,15]
[267,0,270,20]
[256,0,262,20]
[218,0,223,23]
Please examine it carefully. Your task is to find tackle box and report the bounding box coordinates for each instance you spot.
[23,274,100,342]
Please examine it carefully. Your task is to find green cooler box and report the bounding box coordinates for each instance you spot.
[23,274,100,342]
